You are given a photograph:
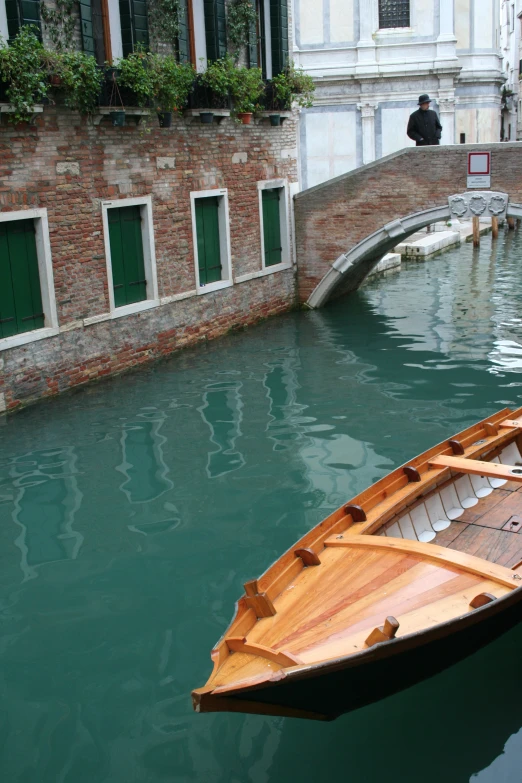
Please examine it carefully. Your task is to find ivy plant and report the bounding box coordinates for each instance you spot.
[60,51,103,114]
[116,48,154,107]
[229,64,264,114]
[0,27,48,123]
[148,0,183,48]
[199,55,235,100]
[149,54,195,111]
[271,62,315,110]
[41,0,76,51]
[227,0,257,59]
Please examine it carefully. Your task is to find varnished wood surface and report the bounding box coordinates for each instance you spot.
[429,454,522,481]
[194,408,522,712]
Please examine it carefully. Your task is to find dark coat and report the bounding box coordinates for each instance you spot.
[407,108,442,146]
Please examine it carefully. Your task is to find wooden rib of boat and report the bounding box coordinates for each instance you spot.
[192,407,522,721]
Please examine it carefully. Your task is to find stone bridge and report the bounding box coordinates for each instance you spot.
[294,142,522,308]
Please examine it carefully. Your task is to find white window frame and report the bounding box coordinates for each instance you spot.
[257,179,291,274]
[190,188,233,295]
[0,209,59,352]
[263,0,273,80]
[0,0,8,43]
[192,0,207,71]
[101,195,159,319]
[108,0,124,60]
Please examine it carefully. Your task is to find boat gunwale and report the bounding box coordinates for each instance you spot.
[253,407,522,599]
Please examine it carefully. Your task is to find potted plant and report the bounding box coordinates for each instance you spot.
[149,54,195,127]
[198,55,234,123]
[59,51,103,114]
[0,26,48,123]
[229,64,264,124]
[269,61,315,118]
[112,47,153,124]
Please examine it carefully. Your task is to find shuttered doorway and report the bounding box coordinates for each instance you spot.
[262,188,282,267]
[0,219,44,338]
[108,205,147,307]
[195,197,222,285]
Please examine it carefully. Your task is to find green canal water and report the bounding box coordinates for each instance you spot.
[3,231,522,782]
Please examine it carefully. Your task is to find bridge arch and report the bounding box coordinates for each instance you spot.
[306,198,522,308]
[294,143,522,309]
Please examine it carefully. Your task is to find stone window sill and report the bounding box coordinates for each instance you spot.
[0,326,59,352]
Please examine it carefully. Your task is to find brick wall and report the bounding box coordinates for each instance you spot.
[0,107,299,412]
[294,142,522,303]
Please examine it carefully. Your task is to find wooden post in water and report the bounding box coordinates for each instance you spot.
[507,217,516,230]
[491,216,499,239]
[472,216,480,247]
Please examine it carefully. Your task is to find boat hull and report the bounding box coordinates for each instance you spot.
[195,583,522,721]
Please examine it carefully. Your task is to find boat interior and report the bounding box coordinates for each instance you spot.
[194,408,522,705]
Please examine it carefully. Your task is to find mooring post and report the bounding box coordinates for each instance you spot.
[491,216,499,239]
[507,217,516,230]
[473,216,480,247]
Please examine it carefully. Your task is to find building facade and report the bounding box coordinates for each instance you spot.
[294,0,503,188]
[500,0,520,140]
[0,0,299,413]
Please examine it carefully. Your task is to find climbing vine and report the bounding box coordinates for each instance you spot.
[40,0,76,51]
[148,0,184,48]
[227,0,257,59]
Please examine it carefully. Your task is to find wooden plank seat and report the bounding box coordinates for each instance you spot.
[429,455,522,482]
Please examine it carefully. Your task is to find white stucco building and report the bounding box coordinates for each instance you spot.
[293,0,503,188]
[500,0,520,140]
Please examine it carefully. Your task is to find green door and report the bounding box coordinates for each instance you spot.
[262,188,282,267]
[108,205,147,307]
[0,219,44,339]
[195,198,222,285]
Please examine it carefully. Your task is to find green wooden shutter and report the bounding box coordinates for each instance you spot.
[247,0,258,68]
[5,0,42,41]
[119,0,149,57]
[0,219,44,338]
[262,189,282,267]
[204,0,226,61]
[108,206,147,307]
[177,0,190,62]
[79,0,95,55]
[270,0,288,75]
[195,198,222,285]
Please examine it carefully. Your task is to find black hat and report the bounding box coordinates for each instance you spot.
[418,94,431,105]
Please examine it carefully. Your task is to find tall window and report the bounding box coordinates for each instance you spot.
[0,219,44,338]
[4,0,41,41]
[378,0,410,29]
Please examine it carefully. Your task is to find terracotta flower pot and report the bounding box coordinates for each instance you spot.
[237,112,253,125]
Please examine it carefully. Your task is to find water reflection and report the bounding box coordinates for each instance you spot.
[117,409,173,503]
[10,447,83,580]
[1,231,522,781]
[198,381,245,478]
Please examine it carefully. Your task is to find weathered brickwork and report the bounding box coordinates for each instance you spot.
[295,142,522,303]
[0,108,298,412]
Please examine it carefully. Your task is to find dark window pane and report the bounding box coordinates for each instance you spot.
[378,0,410,29]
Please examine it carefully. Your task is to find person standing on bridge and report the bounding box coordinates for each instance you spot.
[407,94,442,146]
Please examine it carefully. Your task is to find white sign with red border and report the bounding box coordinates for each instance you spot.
[467,152,491,188]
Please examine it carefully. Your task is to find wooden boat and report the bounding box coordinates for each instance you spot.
[192,407,522,721]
